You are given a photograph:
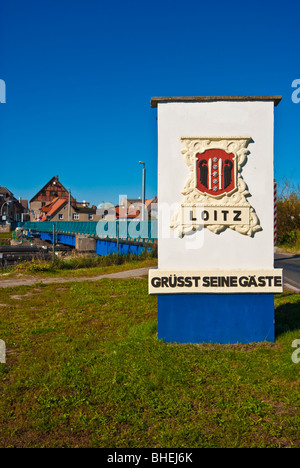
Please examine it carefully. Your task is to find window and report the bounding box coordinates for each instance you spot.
[59,214,64,220]
[73,213,79,220]
[88,214,93,220]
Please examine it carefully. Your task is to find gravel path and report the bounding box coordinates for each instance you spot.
[0,267,150,289]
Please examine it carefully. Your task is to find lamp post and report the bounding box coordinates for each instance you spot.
[68,188,71,221]
[139,161,146,221]
[0,200,12,220]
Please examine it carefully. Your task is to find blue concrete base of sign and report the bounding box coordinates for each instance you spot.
[157,294,275,344]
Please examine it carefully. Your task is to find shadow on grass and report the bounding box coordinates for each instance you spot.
[275,295,300,338]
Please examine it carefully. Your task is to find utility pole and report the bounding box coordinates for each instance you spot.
[52,224,56,263]
[116,220,119,256]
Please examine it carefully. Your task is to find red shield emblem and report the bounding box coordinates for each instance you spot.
[196,149,236,197]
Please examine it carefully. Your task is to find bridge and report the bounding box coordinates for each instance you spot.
[15,220,158,256]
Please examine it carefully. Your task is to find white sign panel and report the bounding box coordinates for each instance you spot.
[156,100,276,272]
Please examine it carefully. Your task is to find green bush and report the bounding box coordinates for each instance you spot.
[14,259,56,273]
[11,250,156,274]
[277,182,300,243]
[280,230,298,246]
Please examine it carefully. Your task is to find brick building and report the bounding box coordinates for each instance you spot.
[0,186,29,225]
[30,175,75,220]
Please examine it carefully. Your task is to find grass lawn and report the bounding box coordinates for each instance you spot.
[0,278,299,448]
[0,232,13,239]
[0,232,12,245]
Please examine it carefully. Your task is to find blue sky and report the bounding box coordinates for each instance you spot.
[0,0,300,207]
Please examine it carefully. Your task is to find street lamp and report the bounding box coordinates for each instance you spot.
[139,161,146,221]
[68,188,71,221]
[0,200,12,220]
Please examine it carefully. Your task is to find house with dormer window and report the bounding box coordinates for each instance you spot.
[30,175,75,221]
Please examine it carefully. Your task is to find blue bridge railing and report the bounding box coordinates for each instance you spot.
[16,220,158,243]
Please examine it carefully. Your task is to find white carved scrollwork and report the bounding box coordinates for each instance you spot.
[170,137,262,237]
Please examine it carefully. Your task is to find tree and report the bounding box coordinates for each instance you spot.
[277,181,300,244]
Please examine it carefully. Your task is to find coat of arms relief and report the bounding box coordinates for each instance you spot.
[170,137,262,238]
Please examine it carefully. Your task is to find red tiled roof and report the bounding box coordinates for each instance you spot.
[115,205,140,219]
[126,197,157,209]
[20,200,28,210]
[40,197,67,221]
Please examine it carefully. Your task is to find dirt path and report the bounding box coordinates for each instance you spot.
[0,267,150,289]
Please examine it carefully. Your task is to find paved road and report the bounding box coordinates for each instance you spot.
[275,252,300,293]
